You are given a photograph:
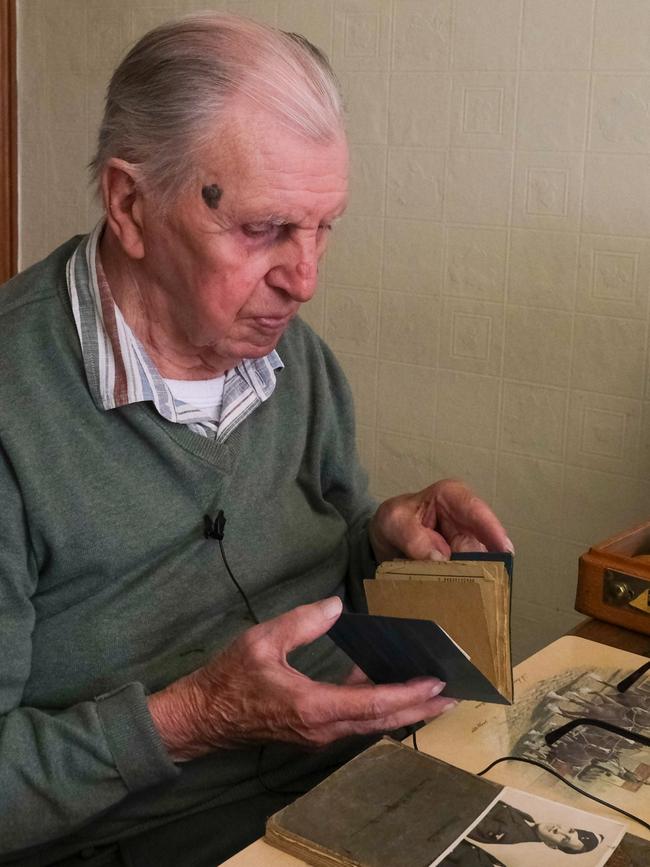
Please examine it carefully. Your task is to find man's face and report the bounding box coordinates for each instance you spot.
[136,103,349,371]
[536,823,583,852]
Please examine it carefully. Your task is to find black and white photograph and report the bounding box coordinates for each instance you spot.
[433,787,625,867]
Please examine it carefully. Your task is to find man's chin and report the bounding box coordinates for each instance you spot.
[229,336,284,365]
[242,320,294,355]
[194,321,292,367]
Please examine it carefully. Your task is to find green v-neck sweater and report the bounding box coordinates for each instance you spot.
[0,238,377,861]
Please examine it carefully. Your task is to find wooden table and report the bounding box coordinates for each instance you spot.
[571,617,650,656]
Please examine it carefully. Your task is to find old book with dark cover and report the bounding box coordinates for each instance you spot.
[328,555,513,704]
[265,738,500,867]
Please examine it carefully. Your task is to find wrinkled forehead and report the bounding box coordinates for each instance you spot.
[200,104,349,219]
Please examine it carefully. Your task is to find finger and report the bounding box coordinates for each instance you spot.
[255,596,343,656]
[310,677,447,724]
[449,533,487,553]
[429,480,512,553]
[326,696,458,741]
[462,497,511,552]
[397,525,451,560]
[367,695,458,731]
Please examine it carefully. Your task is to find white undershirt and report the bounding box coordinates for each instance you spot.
[163,376,226,422]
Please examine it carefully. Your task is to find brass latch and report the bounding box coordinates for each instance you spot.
[604,569,650,612]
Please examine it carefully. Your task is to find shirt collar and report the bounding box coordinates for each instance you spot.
[66,221,283,441]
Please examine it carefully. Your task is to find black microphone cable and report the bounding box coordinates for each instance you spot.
[203,510,311,796]
[204,510,259,624]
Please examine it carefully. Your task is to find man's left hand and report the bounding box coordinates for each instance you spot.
[368,478,512,562]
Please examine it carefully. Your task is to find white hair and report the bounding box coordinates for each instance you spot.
[90,13,345,205]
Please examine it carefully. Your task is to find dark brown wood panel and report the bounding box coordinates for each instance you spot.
[0,0,17,283]
[571,617,650,657]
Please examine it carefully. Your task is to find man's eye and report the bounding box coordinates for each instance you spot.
[242,224,280,239]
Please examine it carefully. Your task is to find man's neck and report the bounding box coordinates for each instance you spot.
[98,227,237,380]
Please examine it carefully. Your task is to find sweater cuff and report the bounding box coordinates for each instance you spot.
[96,682,180,792]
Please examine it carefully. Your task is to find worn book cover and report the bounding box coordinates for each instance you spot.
[328,555,513,704]
[265,738,501,867]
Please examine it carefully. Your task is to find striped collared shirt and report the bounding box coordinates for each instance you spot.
[66,222,283,442]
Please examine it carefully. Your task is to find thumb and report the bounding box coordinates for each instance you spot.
[261,596,343,656]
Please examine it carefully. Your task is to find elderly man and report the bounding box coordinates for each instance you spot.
[0,14,510,867]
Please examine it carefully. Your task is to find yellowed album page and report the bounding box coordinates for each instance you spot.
[416,636,650,841]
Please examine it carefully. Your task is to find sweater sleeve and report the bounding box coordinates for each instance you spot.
[0,444,179,857]
[314,337,379,601]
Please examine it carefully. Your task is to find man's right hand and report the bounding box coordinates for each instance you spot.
[147,597,455,762]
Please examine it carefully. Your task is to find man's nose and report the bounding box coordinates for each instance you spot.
[267,233,320,302]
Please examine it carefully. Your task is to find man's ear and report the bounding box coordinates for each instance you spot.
[101,158,146,260]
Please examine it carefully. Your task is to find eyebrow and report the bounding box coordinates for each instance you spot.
[242,213,345,228]
[244,214,290,227]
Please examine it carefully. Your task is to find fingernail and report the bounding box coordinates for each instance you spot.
[431,680,446,697]
[505,537,515,554]
[322,596,342,619]
[429,549,446,562]
[441,699,458,713]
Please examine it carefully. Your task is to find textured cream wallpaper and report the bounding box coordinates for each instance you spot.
[17,0,650,661]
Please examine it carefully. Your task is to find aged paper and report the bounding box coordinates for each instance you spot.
[417,636,650,841]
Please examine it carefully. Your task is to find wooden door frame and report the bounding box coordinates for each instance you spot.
[0,0,17,282]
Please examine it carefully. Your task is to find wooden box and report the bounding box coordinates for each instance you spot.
[576,520,650,634]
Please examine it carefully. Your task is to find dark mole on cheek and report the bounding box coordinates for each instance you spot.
[201,184,223,209]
